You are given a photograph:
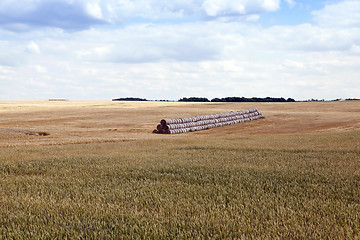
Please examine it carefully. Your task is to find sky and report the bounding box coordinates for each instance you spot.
[0,0,359,101]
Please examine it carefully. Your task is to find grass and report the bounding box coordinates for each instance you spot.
[1,130,360,239]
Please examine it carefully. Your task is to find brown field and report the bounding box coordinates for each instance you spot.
[1,100,360,239]
[1,100,359,147]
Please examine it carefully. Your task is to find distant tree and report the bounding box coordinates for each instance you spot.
[211,97,296,102]
[112,97,148,101]
[211,98,222,102]
[178,97,210,102]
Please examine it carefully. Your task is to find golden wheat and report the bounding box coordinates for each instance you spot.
[0,101,359,239]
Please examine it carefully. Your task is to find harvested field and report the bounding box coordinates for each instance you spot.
[0,100,359,147]
[0,100,359,239]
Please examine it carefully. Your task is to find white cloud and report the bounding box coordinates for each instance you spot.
[0,0,106,31]
[202,0,245,17]
[0,1,360,101]
[0,41,27,66]
[86,2,103,19]
[72,22,223,63]
[201,0,280,18]
[281,59,304,70]
[312,0,360,28]
[260,23,360,53]
[285,0,296,8]
[34,65,47,73]
[26,41,41,54]
[0,0,38,15]
[350,44,360,55]
[262,0,280,11]
[0,0,282,32]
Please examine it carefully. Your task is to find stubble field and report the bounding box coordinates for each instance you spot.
[0,100,359,239]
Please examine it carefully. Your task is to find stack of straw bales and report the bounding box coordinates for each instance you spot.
[153,108,264,134]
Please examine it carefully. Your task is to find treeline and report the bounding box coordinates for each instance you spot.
[112,97,148,101]
[178,97,210,102]
[113,97,359,102]
[113,97,296,102]
[333,98,360,101]
[179,97,296,102]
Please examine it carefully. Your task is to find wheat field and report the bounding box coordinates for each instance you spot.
[1,101,359,239]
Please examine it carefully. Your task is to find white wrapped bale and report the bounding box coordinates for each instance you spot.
[155,108,264,134]
[160,119,173,125]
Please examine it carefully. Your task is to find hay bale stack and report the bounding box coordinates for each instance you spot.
[153,108,264,134]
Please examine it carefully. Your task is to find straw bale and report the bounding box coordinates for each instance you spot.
[155,108,264,134]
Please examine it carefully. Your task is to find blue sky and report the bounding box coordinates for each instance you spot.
[0,0,359,100]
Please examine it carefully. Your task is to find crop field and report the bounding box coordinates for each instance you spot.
[0,101,359,239]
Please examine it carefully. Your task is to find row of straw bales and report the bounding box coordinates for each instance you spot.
[153,108,264,134]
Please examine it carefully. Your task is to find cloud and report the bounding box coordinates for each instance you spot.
[34,65,47,73]
[263,23,360,52]
[0,0,281,31]
[0,0,106,31]
[0,40,27,66]
[285,0,296,8]
[1,1,359,101]
[99,0,280,21]
[312,0,360,28]
[26,41,41,54]
[202,0,246,17]
[199,0,280,18]
[74,23,223,63]
[85,2,104,19]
